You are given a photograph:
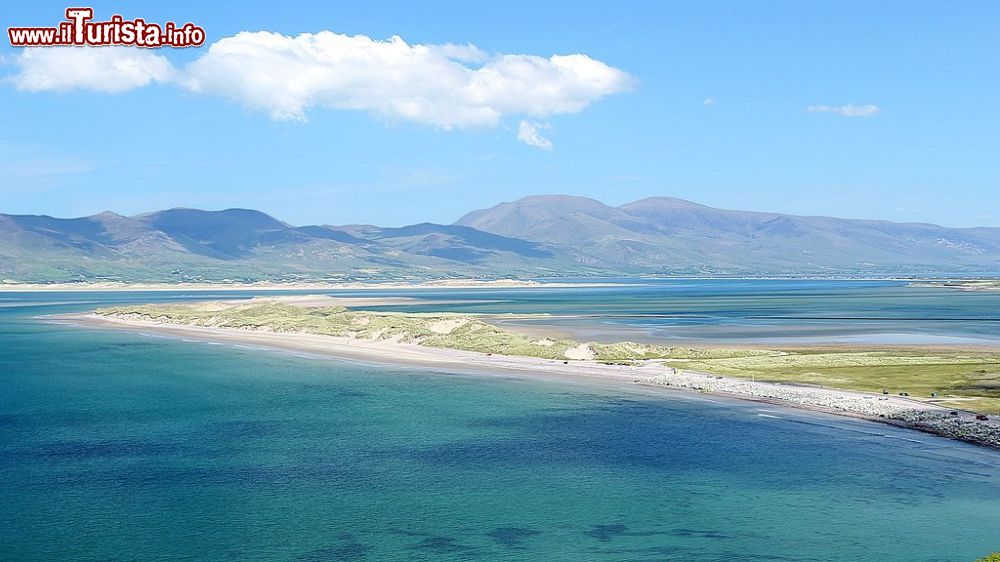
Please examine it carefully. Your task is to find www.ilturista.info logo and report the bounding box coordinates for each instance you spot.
[8,8,205,48]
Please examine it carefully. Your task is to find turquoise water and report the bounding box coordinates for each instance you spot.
[2,282,1000,561]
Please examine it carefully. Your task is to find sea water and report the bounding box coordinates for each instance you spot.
[1,282,998,561]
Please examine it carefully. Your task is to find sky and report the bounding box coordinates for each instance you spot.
[1,1,998,228]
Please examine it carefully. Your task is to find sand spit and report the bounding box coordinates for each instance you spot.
[64,311,1000,450]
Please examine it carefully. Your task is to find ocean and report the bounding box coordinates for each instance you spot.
[1,280,998,561]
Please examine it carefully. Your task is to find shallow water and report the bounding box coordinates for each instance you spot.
[2,284,999,561]
[386,278,1000,346]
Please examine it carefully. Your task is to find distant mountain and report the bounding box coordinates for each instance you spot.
[456,195,1000,275]
[0,208,598,282]
[2,196,998,282]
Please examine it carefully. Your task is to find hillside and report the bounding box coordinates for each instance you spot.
[0,208,598,282]
[3,195,999,282]
[457,195,1000,275]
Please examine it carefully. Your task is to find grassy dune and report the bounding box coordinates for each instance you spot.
[96,301,1000,413]
[96,301,771,362]
[674,351,1000,413]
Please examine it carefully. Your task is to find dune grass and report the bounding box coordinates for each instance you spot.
[96,301,770,362]
[671,350,1000,413]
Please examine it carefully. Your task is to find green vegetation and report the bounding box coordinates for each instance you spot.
[975,553,1000,562]
[423,321,577,359]
[96,301,771,363]
[590,341,770,361]
[97,301,1000,413]
[674,350,1000,413]
[100,301,451,342]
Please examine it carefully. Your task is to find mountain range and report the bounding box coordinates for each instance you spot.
[2,195,998,282]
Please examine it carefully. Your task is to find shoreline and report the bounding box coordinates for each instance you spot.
[5,276,999,293]
[0,279,626,292]
[59,312,1000,450]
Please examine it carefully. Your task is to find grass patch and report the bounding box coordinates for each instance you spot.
[673,350,1000,413]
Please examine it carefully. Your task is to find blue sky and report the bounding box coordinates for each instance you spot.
[2,1,998,227]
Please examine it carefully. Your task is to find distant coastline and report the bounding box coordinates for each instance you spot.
[5,276,997,292]
[0,279,626,292]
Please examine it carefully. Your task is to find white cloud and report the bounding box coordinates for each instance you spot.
[181,31,633,127]
[8,47,173,93]
[516,120,553,150]
[806,103,880,117]
[703,96,715,107]
[5,31,633,142]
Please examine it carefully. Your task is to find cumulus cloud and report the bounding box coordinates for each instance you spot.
[180,31,633,127]
[806,103,880,117]
[516,120,553,150]
[8,47,173,93]
[5,30,633,145]
[703,96,715,107]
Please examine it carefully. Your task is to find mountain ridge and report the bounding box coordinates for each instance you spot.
[456,195,1000,274]
[2,195,998,282]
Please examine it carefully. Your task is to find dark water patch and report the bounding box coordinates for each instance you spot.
[387,527,427,537]
[671,528,730,539]
[395,397,980,506]
[399,401,779,469]
[27,438,183,460]
[296,533,372,561]
[584,524,682,543]
[486,526,541,548]
[409,535,477,555]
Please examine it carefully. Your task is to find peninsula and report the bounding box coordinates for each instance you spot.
[69,296,1000,449]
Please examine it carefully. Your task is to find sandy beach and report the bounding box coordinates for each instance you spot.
[60,311,1000,450]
